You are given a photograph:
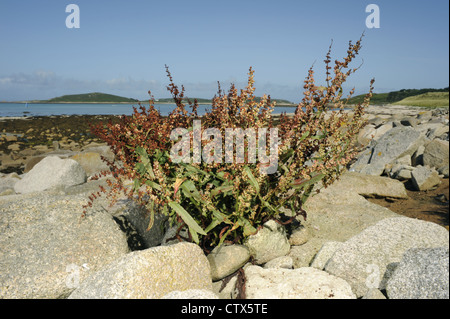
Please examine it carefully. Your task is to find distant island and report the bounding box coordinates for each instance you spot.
[147,97,296,106]
[44,92,139,104]
[347,87,449,107]
[2,87,448,108]
[42,88,449,107]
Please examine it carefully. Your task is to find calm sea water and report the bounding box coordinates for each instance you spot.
[0,103,297,117]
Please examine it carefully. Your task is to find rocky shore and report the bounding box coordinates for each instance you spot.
[0,105,448,299]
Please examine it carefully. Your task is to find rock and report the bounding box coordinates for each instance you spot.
[417,111,433,123]
[243,220,290,265]
[374,122,394,139]
[212,276,238,299]
[435,193,448,203]
[24,151,76,173]
[438,165,449,178]
[394,168,413,181]
[68,242,212,299]
[400,116,418,127]
[324,217,449,297]
[412,145,425,166]
[14,156,87,194]
[4,134,18,142]
[288,238,325,268]
[115,200,168,249]
[394,154,412,166]
[70,152,110,177]
[386,247,449,299]
[161,289,219,299]
[351,126,425,176]
[357,124,376,146]
[263,256,293,269]
[7,143,21,151]
[0,154,24,170]
[0,189,14,196]
[287,180,400,268]
[423,123,449,140]
[0,172,20,195]
[161,223,189,246]
[431,125,449,140]
[288,225,310,246]
[303,181,399,243]
[244,265,356,299]
[207,244,250,281]
[362,289,387,299]
[52,141,60,150]
[411,165,441,191]
[310,241,344,270]
[0,193,129,299]
[357,122,393,146]
[81,144,115,162]
[368,117,385,127]
[32,144,50,153]
[422,139,449,170]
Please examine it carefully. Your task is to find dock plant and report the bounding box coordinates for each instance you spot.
[85,35,374,252]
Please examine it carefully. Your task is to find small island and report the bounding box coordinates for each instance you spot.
[43,92,139,104]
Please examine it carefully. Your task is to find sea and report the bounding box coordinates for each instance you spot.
[0,103,297,118]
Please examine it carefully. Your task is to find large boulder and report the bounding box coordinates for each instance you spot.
[310,241,344,270]
[207,244,250,281]
[0,173,21,195]
[331,172,408,199]
[244,265,356,299]
[351,126,425,176]
[386,247,449,299]
[0,193,129,299]
[288,178,399,268]
[68,242,212,299]
[422,139,449,171]
[324,217,449,297]
[243,220,290,265]
[303,181,399,242]
[70,152,110,177]
[23,150,77,173]
[14,156,86,194]
[410,165,441,191]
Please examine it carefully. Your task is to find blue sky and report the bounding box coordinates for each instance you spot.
[0,0,448,102]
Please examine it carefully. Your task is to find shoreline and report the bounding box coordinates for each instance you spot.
[0,101,297,107]
[1,104,448,120]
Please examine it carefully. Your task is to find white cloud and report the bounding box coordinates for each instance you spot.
[0,71,163,100]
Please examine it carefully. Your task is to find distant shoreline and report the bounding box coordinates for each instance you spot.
[0,101,298,106]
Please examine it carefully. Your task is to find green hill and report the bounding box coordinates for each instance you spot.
[347,87,449,105]
[393,92,449,108]
[46,92,139,103]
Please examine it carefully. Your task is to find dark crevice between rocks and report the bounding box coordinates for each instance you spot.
[112,215,148,251]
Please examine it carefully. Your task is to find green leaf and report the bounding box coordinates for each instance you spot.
[204,219,221,233]
[180,180,203,203]
[301,131,310,141]
[168,201,207,243]
[145,180,162,191]
[238,218,257,237]
[133,179,141,192]
[244,166,260,193]
[135,147,155,179]
[210,185,234,197]
[291,173,325,190]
